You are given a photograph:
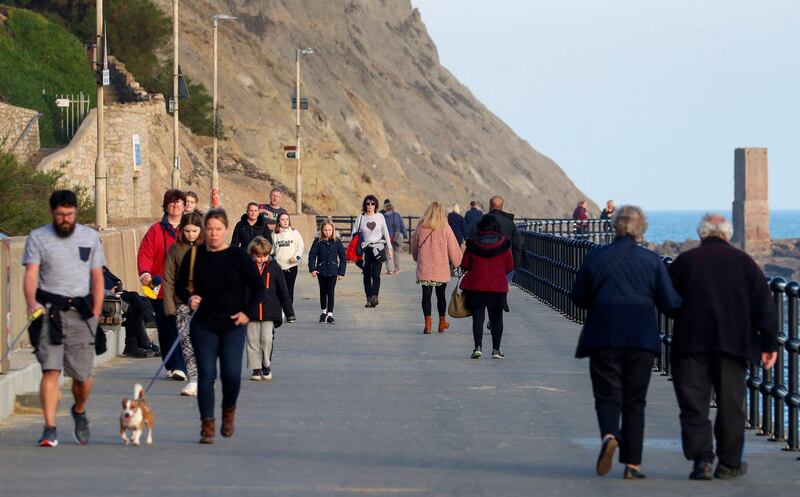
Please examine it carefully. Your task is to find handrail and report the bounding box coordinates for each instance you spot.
[8,113,42,156]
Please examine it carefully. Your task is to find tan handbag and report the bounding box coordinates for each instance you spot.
[187,246,197,294]
[448,276,471,318]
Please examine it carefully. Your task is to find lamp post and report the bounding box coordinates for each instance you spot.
[94,0,107,228]
[295,47,314,215]
[211,14,236,209]
[171,0,181,189]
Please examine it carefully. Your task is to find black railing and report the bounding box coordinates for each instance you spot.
[516,218,614,245]
[514,230,800,452]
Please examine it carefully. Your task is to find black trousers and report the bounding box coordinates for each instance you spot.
[318,275,337,312]
[362,251,383,298]
[589,348,655,465]
[471,304,504,350]
[283,266,298,302]
[421,284,447,316]
[671,352,747,467]
[120,291,151,349]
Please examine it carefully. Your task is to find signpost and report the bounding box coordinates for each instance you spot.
[284,145,297,160]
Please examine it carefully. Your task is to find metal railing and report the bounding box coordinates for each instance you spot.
[514,230,800,452]
[516,218,614,245]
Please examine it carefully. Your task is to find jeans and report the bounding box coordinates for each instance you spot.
[421,284,447,316]
[362,250,383,298]
[190,321,246,420]
[150,298,186,373]
[318,275,338,312]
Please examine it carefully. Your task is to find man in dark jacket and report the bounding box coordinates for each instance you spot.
[668,213,778,481]
[232,202,271,251]
[464,201,483,235]
[487,196,524,280]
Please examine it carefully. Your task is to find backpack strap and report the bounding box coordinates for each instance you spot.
[188,246,197,294]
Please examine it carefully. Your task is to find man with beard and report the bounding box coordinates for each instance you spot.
[22,190,105,447]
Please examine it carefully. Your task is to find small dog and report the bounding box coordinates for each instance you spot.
[120,383,154,446]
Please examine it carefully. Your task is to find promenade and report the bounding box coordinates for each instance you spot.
[0,254,797,496]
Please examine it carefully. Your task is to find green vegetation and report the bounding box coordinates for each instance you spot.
[0,148,94,235]
[8,0,219,137]
[0,6,96,146]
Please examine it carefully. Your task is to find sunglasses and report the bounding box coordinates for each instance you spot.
[366,201,376,205]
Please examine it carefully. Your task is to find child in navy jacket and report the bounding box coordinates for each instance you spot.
[308,220,346,324]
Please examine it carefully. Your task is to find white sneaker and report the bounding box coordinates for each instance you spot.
[171,370,187,381]
[164,369,174,379]
[180,382,198,396]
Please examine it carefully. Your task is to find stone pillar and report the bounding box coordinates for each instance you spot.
[731,148,770,257]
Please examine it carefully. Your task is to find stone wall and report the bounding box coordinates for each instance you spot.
[0,102,40,164]
[732,148,771,257]
[37,98,160,221]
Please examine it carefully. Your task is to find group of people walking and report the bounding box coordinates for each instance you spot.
[572,206,777,481]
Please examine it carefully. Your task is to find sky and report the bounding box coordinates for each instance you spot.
[411,0,800,210]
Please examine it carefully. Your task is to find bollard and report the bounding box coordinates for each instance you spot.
[784,281,800,451]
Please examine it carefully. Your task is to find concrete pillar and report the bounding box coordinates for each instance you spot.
[731,148,771,257]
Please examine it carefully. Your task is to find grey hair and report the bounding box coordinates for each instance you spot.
[697,213,733,241]
[611,205,648,241]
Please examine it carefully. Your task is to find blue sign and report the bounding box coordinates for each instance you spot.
[132,134,141,171]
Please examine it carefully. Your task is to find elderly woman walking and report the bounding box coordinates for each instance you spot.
[411,202,462,334]
[571,205,681,479]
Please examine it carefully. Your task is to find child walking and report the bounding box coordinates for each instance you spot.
[247,237,295,381]
[272,212,304,304]
[308,220,346,325]
[163,212,203,396]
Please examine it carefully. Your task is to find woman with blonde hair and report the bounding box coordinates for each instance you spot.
[447,203,468,247]
[411,202,462,334]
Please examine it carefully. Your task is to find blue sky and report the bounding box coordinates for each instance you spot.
[411,0,799,210]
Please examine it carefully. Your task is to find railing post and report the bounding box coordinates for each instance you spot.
[784,281,800,451]
[770,277,787,442]
[759,277,775,437]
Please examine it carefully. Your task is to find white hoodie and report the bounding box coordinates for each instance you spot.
[271,228,305,270]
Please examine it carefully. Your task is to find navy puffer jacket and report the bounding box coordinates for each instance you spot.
[308,237,347,277]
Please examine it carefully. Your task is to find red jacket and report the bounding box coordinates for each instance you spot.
[137,216,178,299]
[459,232,514,293]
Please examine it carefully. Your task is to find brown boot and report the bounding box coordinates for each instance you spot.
[423,316,432,334]
[221,406,236,437]
[200,418,215,444]
[438,316,450,333]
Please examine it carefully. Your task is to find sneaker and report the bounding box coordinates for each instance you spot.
[492,349,505,359]
[70,405,90,445]
[689,461,713,480]
[250,369,263,381]
[319,313,327,323]
[38,425,58,447]
[180,381,198,396]
[286,316,296,323]
[365,298,373,308]
[165,369,174,378]
[370,296,379,307]
[144,343,160,356]
[171,370,187,381]
[122,347,149,358]
[262,367,272,380]
[471,348,482,359]
[714,461,747,480]
[326,314,335,325]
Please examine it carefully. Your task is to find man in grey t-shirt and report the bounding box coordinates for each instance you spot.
[22,190,105,447]
[260,187,288,231]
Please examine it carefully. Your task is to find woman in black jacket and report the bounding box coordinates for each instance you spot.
[308,220,346,324]
[176,208,265,444]
[231,202,271,251]
[571,205,681,479]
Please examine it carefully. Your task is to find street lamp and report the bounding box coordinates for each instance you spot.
[171,0,181,189]
[210,14,237,208]
[295,47,314,215]
[94,0,107,228]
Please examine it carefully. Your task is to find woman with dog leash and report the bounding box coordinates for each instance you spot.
[176,208,265,444]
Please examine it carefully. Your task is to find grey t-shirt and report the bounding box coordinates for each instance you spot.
[22,223,106,297]
[262,205,287,226]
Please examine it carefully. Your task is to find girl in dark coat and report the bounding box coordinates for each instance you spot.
[460,215,514,359]
[308,220,346,325]
[447,204,468,246]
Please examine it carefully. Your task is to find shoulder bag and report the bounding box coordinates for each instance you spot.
[448,275,471,318]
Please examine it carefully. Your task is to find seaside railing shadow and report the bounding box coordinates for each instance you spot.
[513,229,800,453]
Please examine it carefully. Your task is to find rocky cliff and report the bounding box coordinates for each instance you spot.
[152,0,593,216]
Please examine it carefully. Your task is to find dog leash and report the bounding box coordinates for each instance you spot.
[0,307,45,366]
[143,306,197,394]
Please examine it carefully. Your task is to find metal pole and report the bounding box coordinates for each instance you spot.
[171,0,181,189]
[295,49,302,215]
[95,0,107,229]
[211,18,219,208]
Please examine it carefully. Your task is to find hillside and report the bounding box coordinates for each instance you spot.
[163,1,594,215]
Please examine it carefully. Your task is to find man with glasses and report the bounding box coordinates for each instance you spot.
[137,189,187,382]
[23,190,105,446]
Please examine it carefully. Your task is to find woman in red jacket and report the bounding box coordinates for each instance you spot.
[460,215,514,359]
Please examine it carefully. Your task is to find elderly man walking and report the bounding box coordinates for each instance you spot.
[669,213,778,480]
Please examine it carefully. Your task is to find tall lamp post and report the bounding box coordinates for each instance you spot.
[94,0,107,228]
[295,47,314,215]
[211,14,237,209]
[171,0,181,189]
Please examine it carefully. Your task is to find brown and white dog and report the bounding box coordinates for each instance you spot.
[120,384,154,446]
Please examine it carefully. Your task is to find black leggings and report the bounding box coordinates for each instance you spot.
[362,251,383,298]
[421,284,447,316]
[472,304,504,350]
[283,266,298,302]
[318,275,338,312]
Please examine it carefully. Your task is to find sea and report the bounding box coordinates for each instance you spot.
[644,210,800,244]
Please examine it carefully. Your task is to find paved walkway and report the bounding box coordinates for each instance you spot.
[0,254,798,496]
